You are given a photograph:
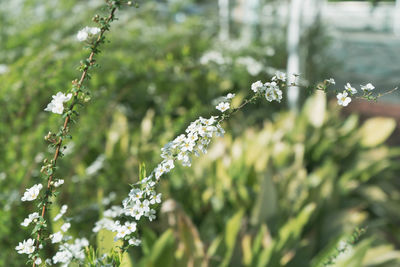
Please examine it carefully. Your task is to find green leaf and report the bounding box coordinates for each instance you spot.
[359,117,396,147]
[221,209,244,267]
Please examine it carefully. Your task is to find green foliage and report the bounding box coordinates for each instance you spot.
[1,1,399,266]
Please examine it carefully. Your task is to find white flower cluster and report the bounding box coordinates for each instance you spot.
[44,92,72,115]
[251,71,286,103]
[199,51,228,65]
[76,27,101,42]
[236,56,264,76]
[92,115,225,246]
[52,238,89,265]
[21,184,42,202]
[336,82,375,107]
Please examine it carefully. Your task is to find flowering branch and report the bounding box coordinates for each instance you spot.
[92,72,395,256]
[16,1,134,266]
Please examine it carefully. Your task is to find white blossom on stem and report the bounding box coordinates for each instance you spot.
[15,239,35,254]
[345,83,357,95]
[337,91,352,106]
[21,212,40,227]
[361,83,375,91]
[216,102,230,112]
[77,27,101,42]
[44,92,72,114]
[21,184,43,202]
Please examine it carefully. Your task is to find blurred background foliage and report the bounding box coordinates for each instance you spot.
[0,0,399,266]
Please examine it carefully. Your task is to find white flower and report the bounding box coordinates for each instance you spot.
[345,83,357,95]
[155,164,166,179]
[44,92,72,114]
[273,71,286,82]
[136,199,150,214]
[115,225,129,240]
[251,81,264,93]
[129,189,143,202]
[181,140,195,152]
[21,212,40,227]
[125,222,137,233]
[21,184,43,201]
[128,238,141,246]
[77,27,101,42]
[149,193,162,205]
[216,102,230,112]
[61,222,71,232]
[361,83,375,91]
[54,204,68,221]
[77,29,88,41]
[34,258,42,265]
[236,56,263,76]
[15,239,35,254]
[326,78,335,85]
[93,218,115,232]
[50,231,63,243]
[53,249,73,264]
[163,159,175,172]
[200,51,226,65]
[337,91,352,106]
[265,83,283,103]
[89,27,100,34]
[226,93,235,99]
[54,179,64,187]
[0,64,8,75]
[146,209,157,221]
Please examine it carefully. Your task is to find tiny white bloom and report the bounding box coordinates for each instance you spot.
[15,239,35,254]
[337,91,352,107]
[88,27,100,35]
[50,231,63,243]
[128,238,141,246]
[146,209,157,221]
[273,71,286,82]
[44,92,72,115]
[226,93,235,99]
[115,225,129,239]
[345,83,357,95]
[77,29,89,41]
[125,221,137,233]
[21,184,43,202]
[216,102,230,112]
[326,78,335,85]
[34,257,42,265]
[21,212,40,227]
[54,179,64,187]
[265,86,283,103]
[61,222,71,232]
[54,205,68,222]
[181,140,195,152]
[77,27,100,42]
[251,81,264,93]
[149,193,162,205]
[129,188,143,202]
[361,83,375,91]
